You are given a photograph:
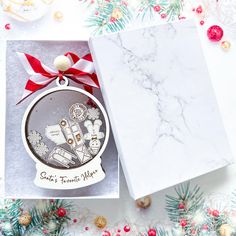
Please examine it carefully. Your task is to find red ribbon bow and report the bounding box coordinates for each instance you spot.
[17,52,100,104]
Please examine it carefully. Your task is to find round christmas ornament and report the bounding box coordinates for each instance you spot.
[1,0,55,22]
[221,41,231,51]
[136,195,152,209]
[18,211,32,226]
[148,228,156,236]
[219,224,234,236]
[94,216,107,229]
[57,208,67,218]
[207,25,224,42]
[53,11,63,22]
[18,52,110,189]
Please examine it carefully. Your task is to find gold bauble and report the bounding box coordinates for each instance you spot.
[136,195,152,209]
[94,216,107,229]
[111,8,123,20]
[219,224,234,236]
[221,41,231,51]
[18,211,32,226]
[53,11,64,21]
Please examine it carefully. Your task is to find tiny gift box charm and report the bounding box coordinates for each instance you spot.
[19,52,110,189]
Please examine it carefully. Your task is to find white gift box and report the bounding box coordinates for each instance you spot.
[89,20,234,199]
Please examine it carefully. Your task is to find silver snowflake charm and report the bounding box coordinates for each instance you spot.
[27,130,42,145]
[87,108,100,120]
[34,142,49,156]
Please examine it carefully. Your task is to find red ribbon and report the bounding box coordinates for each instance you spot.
[17,52,100,104]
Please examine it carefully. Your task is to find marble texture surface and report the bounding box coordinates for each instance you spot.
[89,20,234,199]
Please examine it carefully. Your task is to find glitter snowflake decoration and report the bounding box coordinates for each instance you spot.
[34,142,49,156]
[87,108,100,120]
[27,130,42,145]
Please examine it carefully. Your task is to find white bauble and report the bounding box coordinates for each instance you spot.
[53,56,71,71]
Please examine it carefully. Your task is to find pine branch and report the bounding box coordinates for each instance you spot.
[137,0,184,21]
[166,0,184,21]
[232,191,236,210]
[166,183,204,235]
[85,0,132,34]
[137,0,168,20]
[1,200,72,236]
[3,200,24,236]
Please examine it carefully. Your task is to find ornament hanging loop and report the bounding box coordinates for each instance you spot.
[56,76,69,87]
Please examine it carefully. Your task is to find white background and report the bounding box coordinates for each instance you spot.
[1,0,236,230]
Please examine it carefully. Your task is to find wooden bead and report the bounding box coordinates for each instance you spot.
[18,211,32,226]
[54,55,71,71]
[219,224,234,236]
[136,195,152,209]
[94,216,107,229]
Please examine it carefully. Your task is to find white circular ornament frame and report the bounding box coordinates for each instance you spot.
[22,85,110,190]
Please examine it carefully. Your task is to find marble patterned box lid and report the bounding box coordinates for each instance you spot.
[89,20,234,200]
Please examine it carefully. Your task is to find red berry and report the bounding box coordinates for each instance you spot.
[124,225,131,232]
[196,5,203,14]
[200,20,205,25]
[85,226,89,231]
[180,219,187,227]
[202,224,208,230]
[212,209,220,217]
[102,231,111,236]
[110,17,116,22]
[207,25,224,42]
[178,16,186,20]
[148,228,157,236]
[178,203,185,209]
[121,1,128,6]
[5,23,11,30]
[153,5,161,12]
[73,218,77,223]
[57,207,67,217]
[161,13,167,19]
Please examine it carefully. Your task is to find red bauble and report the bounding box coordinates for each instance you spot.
[180,219,187,227]
[153,5,161,12]
[148,228,157,236]
[161,13,167,19]
[212,209,220,217]
[207,208,212,215]
[57,207,67,217]
[5,23,11,30]
[124,225,131,232]
[178,203,185,209]
[200,20,205,26]
[102,230,111,236]
[207,25,224,42]
[196,5,203,14]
